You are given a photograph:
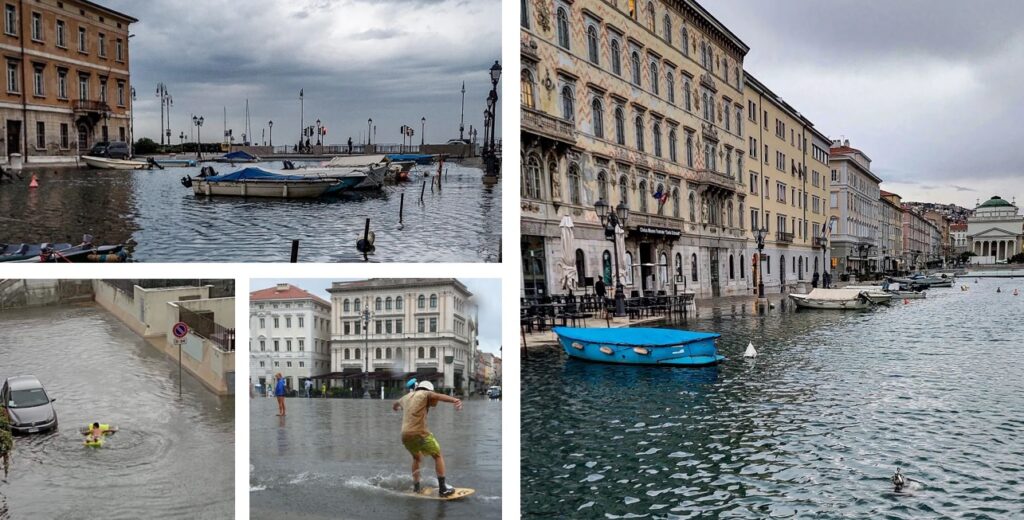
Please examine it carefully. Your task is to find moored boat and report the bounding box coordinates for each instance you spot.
[82,156,151,170]
[154,158,198,168]
[553,327,724,366]
[182,167,341,199]
[789,288,873,310]
[2,242,126,263]
[386,153,434,165]
[216,150,260,163]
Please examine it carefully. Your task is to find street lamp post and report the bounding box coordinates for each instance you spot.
[268,121,273,147]
[367,118,373,147]
[361,308,371,399]
[755,227,767,299]
[483,60,502,177]
[421,117,426,147]
[820,236,829,288]
[179,131,185,149]
[192,115,204,159]
[316,119,322,146]
[595,199,630,317]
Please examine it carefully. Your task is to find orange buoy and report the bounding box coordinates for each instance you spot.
[29,174,39,188]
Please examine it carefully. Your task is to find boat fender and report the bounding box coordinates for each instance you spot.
[570,342,584,351]
[599,346,614,355]
[632,347,650,356]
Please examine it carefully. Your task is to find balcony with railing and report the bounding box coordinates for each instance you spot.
[522,107,577,145]
[695,168,737,192]
[776,231,795,244]
[73,99,111,115]
[813,237,826,248]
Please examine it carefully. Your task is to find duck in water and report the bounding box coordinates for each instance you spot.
[892,468,906,492]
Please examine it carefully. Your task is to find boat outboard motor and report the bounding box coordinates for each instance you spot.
[180,175,193,188]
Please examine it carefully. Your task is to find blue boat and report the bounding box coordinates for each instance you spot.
[386,153,433,165]
[553,327,724,366]
[218,150,260,163]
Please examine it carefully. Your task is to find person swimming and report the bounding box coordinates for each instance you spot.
[87,422,103,442]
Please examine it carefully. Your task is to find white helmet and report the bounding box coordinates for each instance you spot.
[415,381,434,392]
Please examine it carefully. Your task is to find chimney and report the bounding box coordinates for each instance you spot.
[844,139,850,147]
[276,283,289,292]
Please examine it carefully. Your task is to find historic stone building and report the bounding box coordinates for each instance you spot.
[828,139,881,278]
[521,0,752,298]
[967,196,1023,263]
[0,0,135,164]
[249,283,332,393]
[901,205,936,271]
[879,191,904,274]
[743,72,831,292]
[327,279,477,396]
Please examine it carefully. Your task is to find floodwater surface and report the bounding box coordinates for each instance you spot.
[0,160,501,262]
[250,397,502,520]
[522,278,1024,519]
[0,305,234,519]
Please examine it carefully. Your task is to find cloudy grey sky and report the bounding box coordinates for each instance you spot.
[709,0,1024,208]
[108,0,501,147]
[252,278,502,355]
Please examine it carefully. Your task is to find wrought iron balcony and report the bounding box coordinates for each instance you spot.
[521,107,577,145]
[73,99,111,115]
[694,168,737,192]
[776,231,794,244]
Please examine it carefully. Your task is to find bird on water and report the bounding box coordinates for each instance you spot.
[892,468,906,492]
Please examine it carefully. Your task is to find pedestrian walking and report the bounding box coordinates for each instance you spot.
[305,379,313,398]
[812,271,820,289]
[275,373,287,416]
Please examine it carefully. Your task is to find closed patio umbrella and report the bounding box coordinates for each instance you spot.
[557,215,578,293]
[615,224,628,288]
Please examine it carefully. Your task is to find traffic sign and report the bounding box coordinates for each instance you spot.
[172,322,189,339]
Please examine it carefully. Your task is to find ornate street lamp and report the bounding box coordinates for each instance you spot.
[367,118,373,146]
[755,226,767,299]
[192,115,204,159]
[595,199,630,317]
[268,120,273,147]
[361,307,372,399]
[484,60,502,177]
[421,117,426,146]
[820,235,829,287]
[316,119,322,146]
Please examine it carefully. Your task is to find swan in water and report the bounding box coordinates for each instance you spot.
[744,342,757,358]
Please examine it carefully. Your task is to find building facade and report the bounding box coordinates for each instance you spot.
[743,73,831,292]
[878,191,904,274]
[828,139,881,278]
[967,196,1023,262]
[950,222,968,255]
[521,0,753,298]
[901,206,932,271]
[1,0,134,163]
[249,284,332,393]
[328,279,477,395]
[921,209,951,266]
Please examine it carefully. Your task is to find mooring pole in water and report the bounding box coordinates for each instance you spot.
[290,239,299,263]
[399,193,404,224]
[421,180,427,201]
[363,218,371,261]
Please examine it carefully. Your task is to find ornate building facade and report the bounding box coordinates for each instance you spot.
[967,196,1023,262]
[828,140,881,278]
[521,0,752,298]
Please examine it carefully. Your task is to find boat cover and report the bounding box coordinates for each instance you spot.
[386,154,432,162]
[324,155,387,168]
[804,288,866,301]
[553,327,719,346]
[222,151,258,161]
[205,167,323,182]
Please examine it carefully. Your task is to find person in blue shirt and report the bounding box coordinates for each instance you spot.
[275,373,287,416]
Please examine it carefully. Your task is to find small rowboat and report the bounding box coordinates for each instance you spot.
[1,243,126,263]
[553,327,723,366]
[82,155,151,170]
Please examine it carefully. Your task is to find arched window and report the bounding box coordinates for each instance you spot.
[417,295,425,308]
[520,69,535,108]
[395,347,402,358]
[354,298,361,311]
[611,39,622,75]
[561,86,575,121]
[355,348,361,360]
[740,255,746,279]
[556,7,570,49]
[702,91,711,120]
[668,129,678,162]
[658,252,668,286]
[672,188,680,218]
[343,299,350,312]
[683,78,692,111]
[396,296,403,310]
[652,123,662,157]
[618,175,629,206]
[418,346,424,358]
[724,106,731,132]
[688,192,696,221]
[587,25,599,64]
[638,180,648,213]
[675,252,683,277]
[385,297,392,310]
[344,348,350,360]
[375,297,382,311]
[567,163,582,204]
[723,60,730,84]
[429,294,438,308]
[614,107,625,145]
[736,108,742,136]
[625,251,634,285]
[631,52,641,85]
[727,201,734,227]
[375,347,382,359]
[386,347,392,358]
[704,141,714,171]
[814,256,819,274]
[596,170,608,202]
[575,249,586,285]
[729,254,735,279]
[649,61,659,95]
[681,26,689,56]
[663,15,672,43]
[655,183,665,215]
[685,133,694,167]
[646,2,655,30]
[592,98,604,138]
[602,250,612,284]
[739,201,745,229]
[691,253,699,281]
[429,346,437,358]
[634,116,644,151]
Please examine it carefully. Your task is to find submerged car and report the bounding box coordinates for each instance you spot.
[1,375,58,434]
[486,386,501,399]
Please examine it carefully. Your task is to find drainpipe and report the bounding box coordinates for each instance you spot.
[18,0,29,161]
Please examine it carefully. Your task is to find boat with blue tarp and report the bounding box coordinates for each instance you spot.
[181,167,351,198]
[386,153,434,165]
[216,150,260,163]
[553,327,724,366]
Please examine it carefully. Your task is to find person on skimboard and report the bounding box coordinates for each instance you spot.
[393,380,462,497]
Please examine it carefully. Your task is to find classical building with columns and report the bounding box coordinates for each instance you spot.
[521,0,754,298]
[327,279,477,396]
[967,196,1023,263]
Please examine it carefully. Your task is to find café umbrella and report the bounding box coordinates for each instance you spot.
[557,215,579,293]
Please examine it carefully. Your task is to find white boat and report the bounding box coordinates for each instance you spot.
[789,288,873,310]
[847,284,926,300]
[182,167,344,199]
[82,155,151,170]
[319,155,390,190]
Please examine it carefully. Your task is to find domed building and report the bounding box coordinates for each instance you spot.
[967,196,1023,262]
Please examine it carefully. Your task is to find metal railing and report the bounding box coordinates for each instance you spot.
[179,306,235,352]
[101,280,235,299]
[777,232,795,243]
[73,100,110,113]
[522,107,577,143]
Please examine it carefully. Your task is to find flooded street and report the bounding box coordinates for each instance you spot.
[0,304,234,519]
[522,278,1024,519]
[0,160,501,262]
[250,397,502,520]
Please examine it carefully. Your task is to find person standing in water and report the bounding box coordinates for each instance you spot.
[274,373,287,416]
[392,381,462,496]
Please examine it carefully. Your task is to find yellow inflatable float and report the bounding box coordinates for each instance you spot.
[79,423,118,447]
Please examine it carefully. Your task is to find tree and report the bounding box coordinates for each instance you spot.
[0,413,12,478]
[1009,252,1024,264]
[134,137,159,155]
[958,251,976,264]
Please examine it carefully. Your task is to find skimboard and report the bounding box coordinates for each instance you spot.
[409,487,475,501]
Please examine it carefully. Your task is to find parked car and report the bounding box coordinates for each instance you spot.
[1,376,58,434]
[86,141,131,160]
[486,386,501,399]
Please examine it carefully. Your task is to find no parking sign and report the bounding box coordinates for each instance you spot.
[173,322,189,340]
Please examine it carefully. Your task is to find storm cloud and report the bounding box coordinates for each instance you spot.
[106,0,500,147]
[710,0,1024,207]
